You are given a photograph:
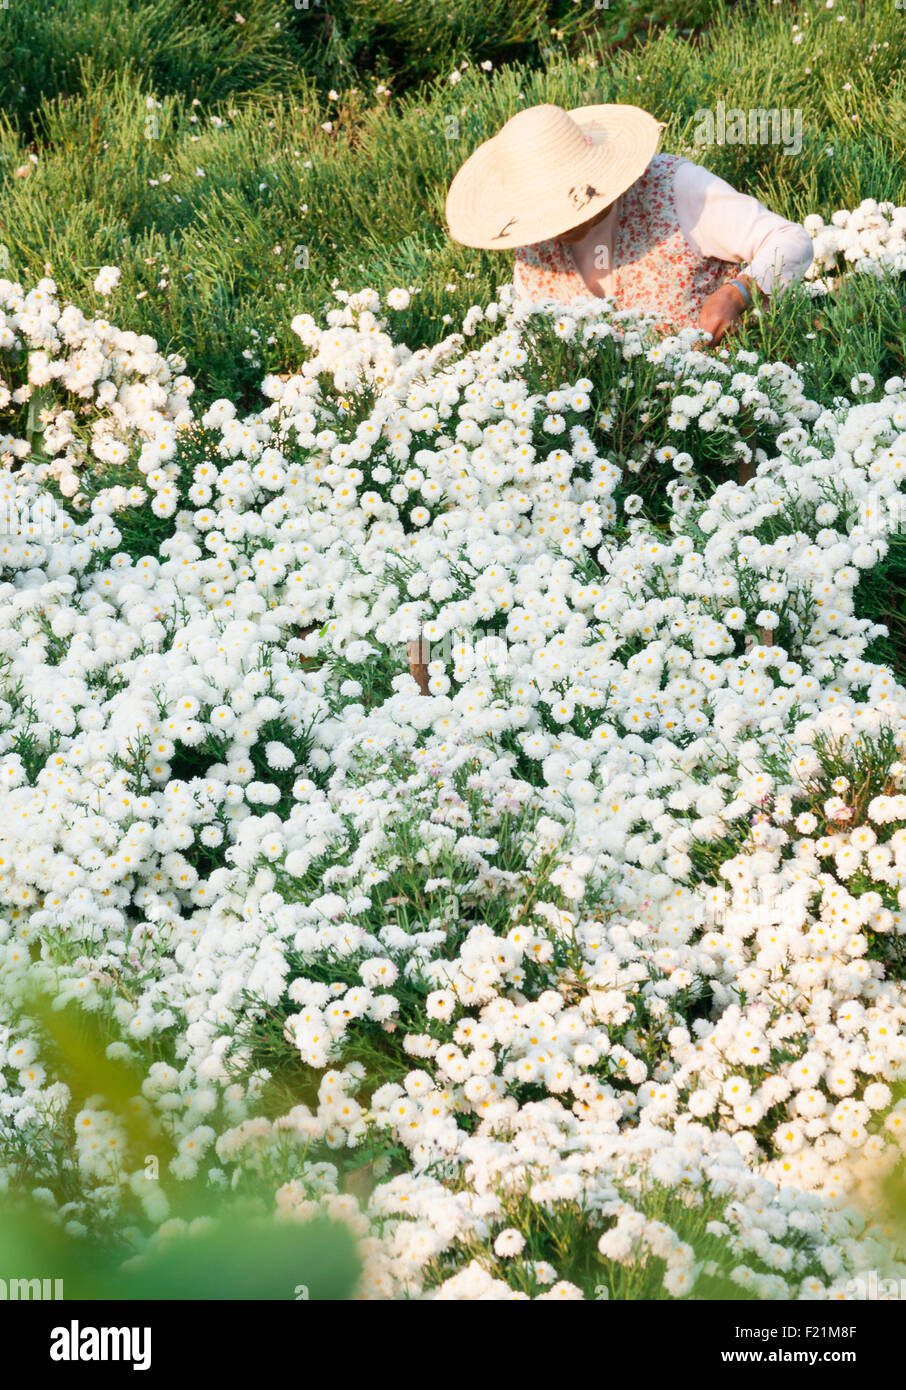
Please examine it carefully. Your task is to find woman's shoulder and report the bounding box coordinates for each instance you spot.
[634,152,723,202]
[622,151,691,208]
[645,151,698,179]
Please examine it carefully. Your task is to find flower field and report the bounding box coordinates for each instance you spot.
[3,0,906,1306]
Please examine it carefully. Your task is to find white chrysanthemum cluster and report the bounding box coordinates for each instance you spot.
[0,275,193,501]
[2,240,906,1299]
[804,200,906,293]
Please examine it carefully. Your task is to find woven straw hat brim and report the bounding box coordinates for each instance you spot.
[445,103,662,250]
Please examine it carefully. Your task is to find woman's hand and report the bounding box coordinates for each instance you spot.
[698,277,753,346]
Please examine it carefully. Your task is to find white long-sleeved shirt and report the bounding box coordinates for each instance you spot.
[571,157,813,300]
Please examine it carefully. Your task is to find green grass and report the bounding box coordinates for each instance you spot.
[0,0,725,134]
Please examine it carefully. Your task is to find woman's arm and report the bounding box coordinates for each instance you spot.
[698,272,757,346]
[674,158,814,291]
[674,158,813,343]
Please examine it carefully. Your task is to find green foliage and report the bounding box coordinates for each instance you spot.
[0,0,726,133]
[0,0,306,134]
[856,529,906,672]
[0,1198,360,1299]
[425,1176,782,1300]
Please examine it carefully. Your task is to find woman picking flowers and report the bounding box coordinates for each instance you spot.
[445,103,813,344]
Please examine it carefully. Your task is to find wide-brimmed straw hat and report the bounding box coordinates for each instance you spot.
[445,103,663,250]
